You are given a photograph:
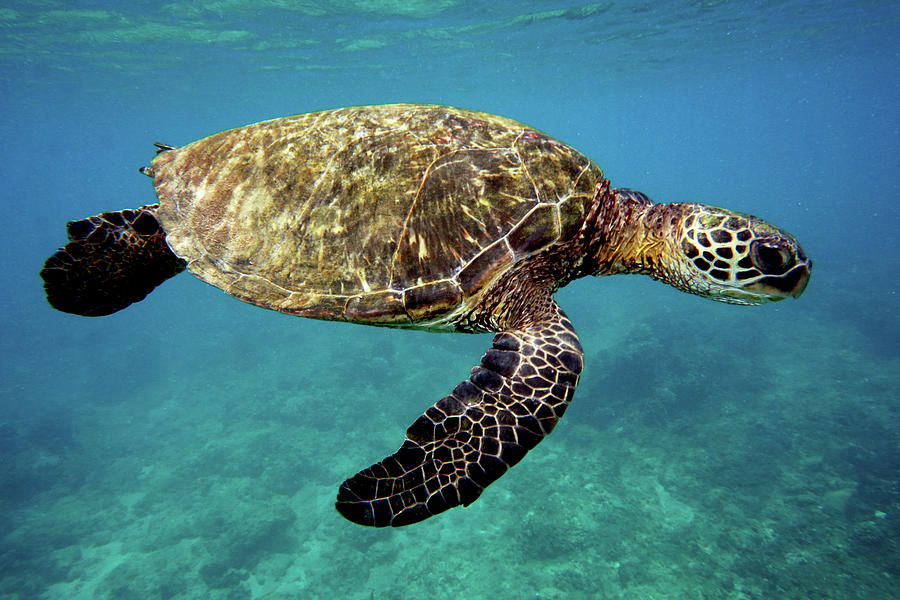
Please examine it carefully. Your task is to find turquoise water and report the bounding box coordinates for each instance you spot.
[1,1,898,598]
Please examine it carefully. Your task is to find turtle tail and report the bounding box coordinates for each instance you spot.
[40,204,186,316]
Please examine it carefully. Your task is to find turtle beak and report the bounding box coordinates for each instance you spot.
[786,244,812,299]
[790,259,812,298]
[733,254,811,304]
[748,237,812,301]
[751,260,812,301]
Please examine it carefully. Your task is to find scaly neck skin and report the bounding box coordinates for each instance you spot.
[581,184,684,281]
[469,182,690,331]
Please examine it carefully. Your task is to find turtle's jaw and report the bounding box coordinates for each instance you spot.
[744,260,812,301]
[789,262,812,298]
[698,259,811,305]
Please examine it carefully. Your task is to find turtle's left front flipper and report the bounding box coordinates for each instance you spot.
[335,301,582,527]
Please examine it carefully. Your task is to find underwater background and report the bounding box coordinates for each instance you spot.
[1,1,898,598]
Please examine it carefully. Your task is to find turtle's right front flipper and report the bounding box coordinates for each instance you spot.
[335,301,583,527]
[40,205,186,316]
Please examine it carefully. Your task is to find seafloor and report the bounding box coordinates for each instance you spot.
[1,278,896,599]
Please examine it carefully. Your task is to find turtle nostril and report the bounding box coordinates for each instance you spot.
[750,241,793,275]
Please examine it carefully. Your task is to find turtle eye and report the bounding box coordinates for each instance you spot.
[750,241,793,275]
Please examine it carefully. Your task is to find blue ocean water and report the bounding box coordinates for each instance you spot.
[1,1,898,598]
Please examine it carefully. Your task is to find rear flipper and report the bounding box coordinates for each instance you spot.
[40,204,186,316]
[336,301,583,527]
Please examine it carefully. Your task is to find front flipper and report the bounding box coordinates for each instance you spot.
[335,303,583,527]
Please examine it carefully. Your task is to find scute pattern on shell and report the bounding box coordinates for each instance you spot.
[152,104,601,326]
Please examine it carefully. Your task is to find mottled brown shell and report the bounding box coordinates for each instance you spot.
[152,104,601,327]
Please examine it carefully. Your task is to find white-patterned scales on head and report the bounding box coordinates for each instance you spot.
[40,104,812,527]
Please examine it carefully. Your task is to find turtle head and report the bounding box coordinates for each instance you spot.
[655,203,812,305]
[589,186,811,305]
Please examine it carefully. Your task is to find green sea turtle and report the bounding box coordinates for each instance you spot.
[40,104,812,527]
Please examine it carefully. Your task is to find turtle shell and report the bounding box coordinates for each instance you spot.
[152,104,601,327]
